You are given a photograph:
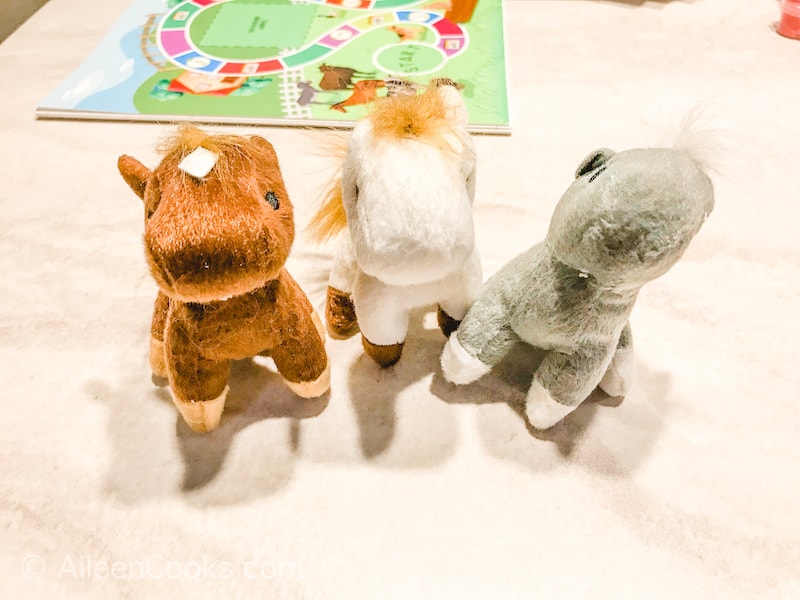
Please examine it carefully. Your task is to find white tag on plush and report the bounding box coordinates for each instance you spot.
[178,147,218,178]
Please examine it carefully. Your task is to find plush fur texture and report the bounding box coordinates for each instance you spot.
[441,146,714,429]
[309,82,482,367]
[118,125,329,433]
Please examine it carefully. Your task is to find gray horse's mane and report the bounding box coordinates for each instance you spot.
[669,108,727,176]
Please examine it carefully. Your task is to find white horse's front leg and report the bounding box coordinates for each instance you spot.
[326,233,360,339]
[437,249,482,337]
[353,274,411,367]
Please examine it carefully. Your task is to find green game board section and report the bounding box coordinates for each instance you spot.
[374,0,419,7]
[374,43,444,75]
[200,2,316,49]
[282,44,330,67]
[162,2,201,29]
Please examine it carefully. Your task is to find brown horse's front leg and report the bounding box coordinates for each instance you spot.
[272,314,330,398]
[165,318,229,433]
[271,273,330,398]
[149,292,170,379]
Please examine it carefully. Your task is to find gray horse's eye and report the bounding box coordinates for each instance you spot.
[264,190,280,210]
[588,166,607,183]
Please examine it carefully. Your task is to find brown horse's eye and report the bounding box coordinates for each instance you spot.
[264,191,280,210]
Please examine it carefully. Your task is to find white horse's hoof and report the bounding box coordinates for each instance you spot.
[172,387,228,433]
[440,335,491,385]
[525,381,575,430]
[284,361,331,398]
[599,347,635,397]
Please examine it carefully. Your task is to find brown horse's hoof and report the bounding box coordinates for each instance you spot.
[149,337,168,379]
[172,388,227,433]
[437,306,461,338]
[284,360,331,398]
[362,336,404,368]
[326,286,359,339]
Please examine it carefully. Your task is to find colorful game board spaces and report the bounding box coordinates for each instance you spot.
[157,0,468,76]
[428,12,467,55]
[312,0,423,9]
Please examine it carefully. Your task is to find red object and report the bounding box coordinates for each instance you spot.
[778,0,800,39]
[446,0,478,23]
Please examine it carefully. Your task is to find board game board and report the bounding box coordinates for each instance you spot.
[37,0,509,133]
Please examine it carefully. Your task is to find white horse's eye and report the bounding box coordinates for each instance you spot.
[264,190,280,210]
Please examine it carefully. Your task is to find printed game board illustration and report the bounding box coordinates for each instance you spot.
[37,0,509,133]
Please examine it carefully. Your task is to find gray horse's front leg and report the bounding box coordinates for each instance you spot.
[598,322,635,397]
[440,296,519,385]
[525,344,615,429]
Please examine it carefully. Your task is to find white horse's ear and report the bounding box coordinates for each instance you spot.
[434,84,469,130]
[347,119,373,156]
[575,148,616,178]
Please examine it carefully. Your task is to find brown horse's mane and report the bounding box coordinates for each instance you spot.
[307,84,461,243]
[156,124,275,187]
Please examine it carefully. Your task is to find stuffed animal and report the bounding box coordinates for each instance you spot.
[308,80,481,367]
[118,125,330,433]
[441,146,714,429]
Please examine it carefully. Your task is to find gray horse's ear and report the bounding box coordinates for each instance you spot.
[575,148,616,178]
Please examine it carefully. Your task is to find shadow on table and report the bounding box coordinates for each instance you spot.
[89,307,461,505]
[342,308,459,465]
[87,350,327,506]
[429,341,671,476]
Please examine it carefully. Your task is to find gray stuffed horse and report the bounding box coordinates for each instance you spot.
[441,146,714,429]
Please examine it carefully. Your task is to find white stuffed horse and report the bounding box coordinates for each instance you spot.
[309,81,481,367]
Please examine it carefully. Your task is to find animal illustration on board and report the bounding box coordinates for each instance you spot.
[318,63,377,91]
[329,79,386,112]
[297,80,326,106]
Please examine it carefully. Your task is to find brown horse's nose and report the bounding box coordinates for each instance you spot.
[145,205,285,300]
[171,241,264,285]
[148,256,175,290]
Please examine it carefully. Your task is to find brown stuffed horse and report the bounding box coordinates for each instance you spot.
[118,125,329,433]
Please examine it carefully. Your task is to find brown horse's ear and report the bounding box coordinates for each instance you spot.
[118,155,151,200]
[250,136,287,190]
[249,135,279,163]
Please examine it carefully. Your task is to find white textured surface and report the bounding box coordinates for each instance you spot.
[2,1,799,598]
